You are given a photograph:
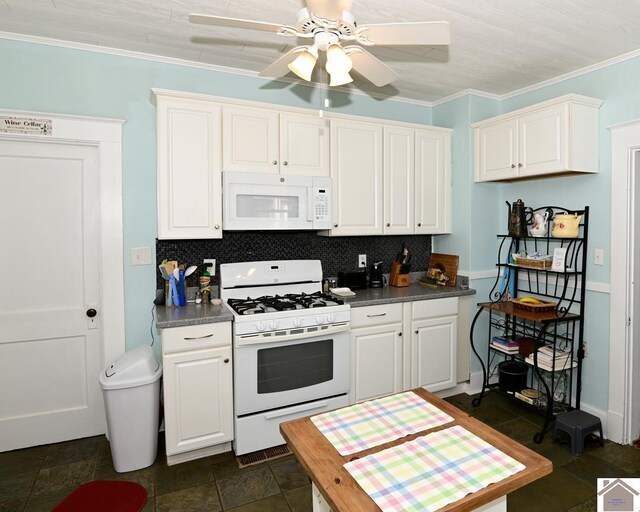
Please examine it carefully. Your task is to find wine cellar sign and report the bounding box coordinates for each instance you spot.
[0,116,52,135]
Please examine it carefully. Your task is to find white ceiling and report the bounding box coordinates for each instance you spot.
[2,0,640,103]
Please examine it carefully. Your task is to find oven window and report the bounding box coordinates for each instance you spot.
[257,340,333,393]
[236,194,300,220]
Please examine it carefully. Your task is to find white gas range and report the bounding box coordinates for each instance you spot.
[219,260,351,456]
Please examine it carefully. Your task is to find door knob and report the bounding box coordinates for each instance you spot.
[86,308,97,318]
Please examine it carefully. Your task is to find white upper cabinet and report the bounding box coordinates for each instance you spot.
[329,119,384,236]
[156,95,223,240]
[473,94,602,182]
[223,106,329,176]
[415,129,451,234]
[384,127,415,234]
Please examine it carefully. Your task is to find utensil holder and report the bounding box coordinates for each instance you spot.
[390,262,410,287]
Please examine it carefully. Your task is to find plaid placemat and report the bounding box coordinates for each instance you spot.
[310,391,454,455]
[344,425,526,512]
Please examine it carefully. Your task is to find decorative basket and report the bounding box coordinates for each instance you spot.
[512,254,552,269]
[511,298,557,312]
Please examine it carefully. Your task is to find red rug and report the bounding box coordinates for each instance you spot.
[52,480,147,512]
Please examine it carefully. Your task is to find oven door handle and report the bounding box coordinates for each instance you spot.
[264,400,329,420]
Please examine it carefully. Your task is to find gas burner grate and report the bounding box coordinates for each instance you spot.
[227,292,344,315]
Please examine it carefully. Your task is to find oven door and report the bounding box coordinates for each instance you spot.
[234,329,350,416]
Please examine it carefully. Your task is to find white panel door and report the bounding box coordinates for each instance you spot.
[163,346,233,455]
[384,127,414,235]
[0,140,104,451]
[330,120,383,236]
[222,106,279,173]
[280,113,330,176]
[474,118,518,182]
[411,315,457,392]
[518,104,569,177]
[415,129,451,234]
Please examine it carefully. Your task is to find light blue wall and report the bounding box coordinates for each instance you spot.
[3,37,640,414]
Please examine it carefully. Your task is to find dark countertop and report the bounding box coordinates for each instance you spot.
[156,284,475,329]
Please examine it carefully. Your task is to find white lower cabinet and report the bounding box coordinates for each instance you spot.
[161,322,233,465]
[349,298,458,404]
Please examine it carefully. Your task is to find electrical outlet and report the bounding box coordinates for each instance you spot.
[203,258,216,275]
[359,254,367,268]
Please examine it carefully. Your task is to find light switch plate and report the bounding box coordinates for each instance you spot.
[594,248,604,266]
[131,247,152,265]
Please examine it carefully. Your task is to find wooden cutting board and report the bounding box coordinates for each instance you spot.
[428,253,459,287]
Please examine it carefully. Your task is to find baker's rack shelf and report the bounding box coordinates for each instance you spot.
[470,206,588,443]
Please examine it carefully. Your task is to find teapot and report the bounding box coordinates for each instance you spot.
[552,213,582,238]
[529,211,549,237]
[506,199,533,237]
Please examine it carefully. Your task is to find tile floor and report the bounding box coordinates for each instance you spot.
[2,392,639,511]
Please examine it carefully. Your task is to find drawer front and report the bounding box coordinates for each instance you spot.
[351,303,403,328]
[411,297,458,320]
[162,322,231,354]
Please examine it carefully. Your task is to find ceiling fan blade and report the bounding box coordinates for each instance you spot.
[304,0,350,21]
[259,47,303,78]
[359,21,451,46]
[345,47,399,87]
[189,14,286,33]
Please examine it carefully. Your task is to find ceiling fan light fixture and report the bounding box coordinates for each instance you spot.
[287,46,318,81]
[329,70,353,86]
[325,43,353,86]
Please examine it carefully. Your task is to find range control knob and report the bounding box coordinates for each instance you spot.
[292,317,303,327]
[256,321,266,332]
[327,313,336,323]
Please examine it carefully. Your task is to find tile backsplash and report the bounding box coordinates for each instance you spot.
[156,231,431,290]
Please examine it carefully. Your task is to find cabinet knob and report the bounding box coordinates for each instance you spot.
[386,223,390,227]
[511,164,516,168]
[272,160,278,165]
[224,358,230,364]
[283,161,288,166]
[334,223,338,228]
[518,163,523,168]
[214,224,220,230]
[398,332,402,337]
[417,222,422,227]
[415,330,418,334]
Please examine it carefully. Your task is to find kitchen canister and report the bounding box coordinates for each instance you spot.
[551,213,582,238]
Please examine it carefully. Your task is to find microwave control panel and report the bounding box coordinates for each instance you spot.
[314,188,330,223]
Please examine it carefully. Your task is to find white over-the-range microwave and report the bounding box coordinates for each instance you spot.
[222,171,332,230]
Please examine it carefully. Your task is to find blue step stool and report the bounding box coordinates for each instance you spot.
[553,409,604,456]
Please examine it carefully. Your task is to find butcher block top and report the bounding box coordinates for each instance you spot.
[280,388,552,512]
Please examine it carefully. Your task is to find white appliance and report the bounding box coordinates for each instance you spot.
[220,260,351,455]
[223,171,332,230]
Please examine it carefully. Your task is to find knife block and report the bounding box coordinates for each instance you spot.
[389,262,410,287]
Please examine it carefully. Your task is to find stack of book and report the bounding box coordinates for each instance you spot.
[525,345,573,371]
[490,336,520,354]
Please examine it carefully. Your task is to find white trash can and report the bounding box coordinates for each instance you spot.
[99,345,162,473]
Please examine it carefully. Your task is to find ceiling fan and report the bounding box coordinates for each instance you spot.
[189,0,450,88]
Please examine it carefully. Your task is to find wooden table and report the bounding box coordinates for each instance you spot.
[280,388,552,512]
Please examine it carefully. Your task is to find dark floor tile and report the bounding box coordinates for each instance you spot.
[210,450,243,479]
[227,494,291,512]
[217,466,280,510]
[24,487,72,512]
[525,435,577,468]
[565,495,597,512]
[0,446,47,479]
[508,483,565,512]
[562,453,631,488]
[444,393,475,413]
[526,467,595,510]
[269,458,310,492]
[589,440,640,473]
[140,498,155,512]
[469,402,518,427]
[156,482,221,512]
[0,472,37,501]
[41,437,100,468]
[283,485,312,512]
[94,464,156,498]
[31,459,95,496]
[155,458,214,496]
[0,498,27,512]
[494,417,541,445]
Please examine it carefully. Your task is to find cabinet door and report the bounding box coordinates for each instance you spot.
[157,98,222,239]
[280,113,330,176]
[163,346,233,456]
[518,104,569,177]
[415,129,451,234]
[474,118,518,182]
[411,315,457,392]
[222,106,279,173]
[351,323,404,403]
[330,119,383,235]
[383,127,414,234]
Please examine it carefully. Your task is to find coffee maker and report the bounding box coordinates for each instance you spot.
[369,261,384,288]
